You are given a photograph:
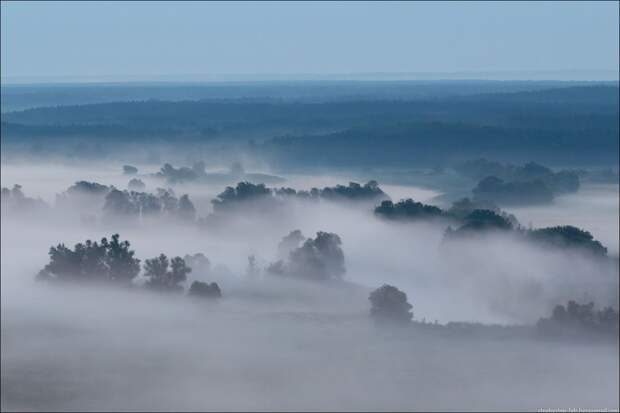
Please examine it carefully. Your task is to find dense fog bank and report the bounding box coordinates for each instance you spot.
[1,161,618,411]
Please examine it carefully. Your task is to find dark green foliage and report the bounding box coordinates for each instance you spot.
[37,234,140,283]
[472,176,554,206]
[537,300,619,338]
[374,199,444,221]
[369,284,413,324]
[529,226,607,256]
[268,231,345,281]
[188,281,222,299]
[143,254,191,292]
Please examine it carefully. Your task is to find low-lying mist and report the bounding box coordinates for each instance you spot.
[1,161,618,411]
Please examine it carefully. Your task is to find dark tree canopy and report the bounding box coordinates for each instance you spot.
[37,234,140,283]
[529,226,607,256]
[143,254,191,292]
[472,176,554,206]
[211,181,274,213]
[188,281,222,299]
[374,199,444,221]
[369,284,413,323]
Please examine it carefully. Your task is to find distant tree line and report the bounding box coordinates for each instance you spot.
[456,159,580,206]
[374,196,608,256]
[537,300,619,339]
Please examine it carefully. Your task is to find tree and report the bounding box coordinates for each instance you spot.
[268,231,345,281]
[177,194,196,222]
[529,225,607,256]
[37,234,140,284]
[143,254,191,292]
[374,199,444,221]
[277,229,305,259]
[123,165,138,175]
[183,253,211,276]
[537,300,619,337]
[103,188,139,222]
[188,281,222,299]
[128,178,146,190]
[369,284,413,323]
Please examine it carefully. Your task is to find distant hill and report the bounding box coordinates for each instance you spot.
[2,84,617,167]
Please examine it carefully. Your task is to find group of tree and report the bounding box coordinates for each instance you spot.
[375,197,518,227]
[1,184,49,215]
[456,159,580,206]
[537,300,619,339]
[267,230,346,281]
[202,180,389,229]
[36,234,221,299]
[374,199,445,221]
[103,187,196,224]
[528,226,607,256]
[154,161,285,186]
[374,196,607,257]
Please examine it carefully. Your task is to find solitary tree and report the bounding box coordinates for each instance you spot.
[188,281,222,299]
[369,284,413,324]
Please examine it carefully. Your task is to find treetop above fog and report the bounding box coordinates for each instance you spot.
[369,284,413,324]
[37,234,141,283]
[268,230,346,281]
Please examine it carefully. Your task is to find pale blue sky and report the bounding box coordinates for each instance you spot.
[1,1,618,81]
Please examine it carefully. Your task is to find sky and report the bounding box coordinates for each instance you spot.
[1,1,619,82]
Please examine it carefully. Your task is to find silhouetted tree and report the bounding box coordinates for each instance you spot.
[188,281,222,299]
[143,254,191,292]
[529,226,607,256]
[369,284,413,323]
[374,199,444,221]
[37,234,140,284]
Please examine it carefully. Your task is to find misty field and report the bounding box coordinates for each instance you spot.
[1,161,618,411]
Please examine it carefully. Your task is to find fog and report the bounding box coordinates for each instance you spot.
[1,161,619,411]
